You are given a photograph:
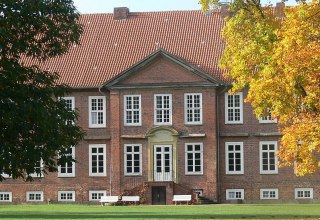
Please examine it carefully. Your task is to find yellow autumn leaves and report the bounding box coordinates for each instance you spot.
[200,0,320,175]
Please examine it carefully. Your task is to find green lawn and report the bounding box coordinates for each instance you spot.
[0,204,319,219]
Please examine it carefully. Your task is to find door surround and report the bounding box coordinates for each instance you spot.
[146,126,179,182]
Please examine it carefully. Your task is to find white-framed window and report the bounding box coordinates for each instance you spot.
[124,95,141,126]
[225,142,244,174]
[154,94,172,125]
[89,144,106,176]
[30,159,44,177]
[184,93,202,125]
[89,96,106,128]
[226,189,244,200]
[193,189,204,197]
[259,109,277,123]
[185,143,203,175]
[260,189,279,200]
[0,192,12,202]
[295,188,313,199]
[58,191,75,202]
[124,144,142,176]
[89,190,107,201]
[26,191,44,202]
[225,92,243,124]
[260,141,278,174]
[61,96,75,125]
[58,146,75,177]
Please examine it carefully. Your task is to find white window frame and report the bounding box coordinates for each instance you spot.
[124,95,142,126]
[58,146,76,177]
[30,159,44,178]
[58,191,75,202]
[154,94,172,125]
[89,144,106,176]
[185,143,204,175]
[184,93,202,125]
[259,109,277,123]
[26,191,44,202]
[124,144,142,176]
[295,188,313,199]
[226,189,244,200]
[89,96,106,128]
[61,96,75,125]
[0,192,12,202]
[260,189,279,200]
[260,141,278,174]
[89,190,107,201]
[225,142,244,174]
[225,92,243,124]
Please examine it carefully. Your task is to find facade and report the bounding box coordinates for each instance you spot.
[0,7,319,204]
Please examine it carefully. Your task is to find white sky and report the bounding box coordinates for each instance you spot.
[72,0,297,14]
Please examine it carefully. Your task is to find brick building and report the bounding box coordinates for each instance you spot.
[0,7,319,204]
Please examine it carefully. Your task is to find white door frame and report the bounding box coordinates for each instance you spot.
[153,145,172,181]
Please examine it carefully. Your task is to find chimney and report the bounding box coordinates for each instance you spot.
[114,7,129,20]
[220,4,230,19]
[275,2,285,18]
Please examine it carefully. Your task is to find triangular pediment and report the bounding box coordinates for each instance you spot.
[103,49,223,89]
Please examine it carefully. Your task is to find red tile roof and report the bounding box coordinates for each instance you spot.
[24,10,227,88]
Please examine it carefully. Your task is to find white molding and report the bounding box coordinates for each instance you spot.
[225,92,243,124]
[226,189,244,200]
[0,192,12,202]
[89,96,106,128]
[185,143,204,175]
[259,141,278,174]
[124,144,142,176]
[225,142,244,174]
[26,191,44,202]
[58,191,75,202]
[58,146,76,177]
[124,95,142,126]
[295,188,313,199]
[89,190,107,201]
[260,188,279,200]
[184,93,203,125]
[154,94,172,125]
[89,144,107,176]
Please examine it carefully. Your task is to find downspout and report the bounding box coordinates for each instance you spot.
[99,85,112,196]
[216,84,228,203]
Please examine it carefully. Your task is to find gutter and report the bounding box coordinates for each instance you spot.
[216,84,228,203]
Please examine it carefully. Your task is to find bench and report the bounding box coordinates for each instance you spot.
[99,196,119,206]
[172,195,192,205]
[121,196,140,204]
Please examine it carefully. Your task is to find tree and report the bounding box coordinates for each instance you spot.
[0,0,84,181]
[200,0,320,175]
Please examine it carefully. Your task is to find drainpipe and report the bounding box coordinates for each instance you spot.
[99,85,112,195]
[216,85,228,203]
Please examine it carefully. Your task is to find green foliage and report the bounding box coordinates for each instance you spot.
[0,0,84,181]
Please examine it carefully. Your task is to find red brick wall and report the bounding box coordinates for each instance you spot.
[218,88,320,203]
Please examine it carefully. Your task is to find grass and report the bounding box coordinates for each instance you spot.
[0,204,319,219]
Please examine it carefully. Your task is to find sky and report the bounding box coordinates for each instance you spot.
[72,0,297,14]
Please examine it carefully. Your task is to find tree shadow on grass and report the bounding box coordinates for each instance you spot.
[0,212,319,219]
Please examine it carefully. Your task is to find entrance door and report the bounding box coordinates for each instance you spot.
[154,145,172,181]
[152,186,166,205]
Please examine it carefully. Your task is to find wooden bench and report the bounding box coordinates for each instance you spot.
[121,196,140,205]
[172,195,192,205]
[99,196,119,206]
